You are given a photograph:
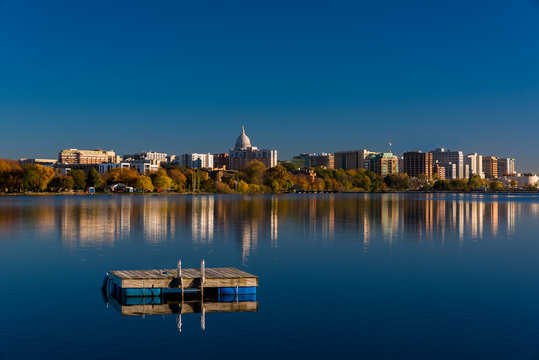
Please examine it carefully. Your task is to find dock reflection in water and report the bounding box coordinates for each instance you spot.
[107,293,258,332]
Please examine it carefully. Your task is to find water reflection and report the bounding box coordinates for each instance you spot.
[107,292,258,332]
[0,194,534,256]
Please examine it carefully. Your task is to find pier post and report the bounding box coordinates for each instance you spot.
[200,259,205,298]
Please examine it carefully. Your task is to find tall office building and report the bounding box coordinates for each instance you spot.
[228,126,278,171]
[334,149,375,170]
[431,148,465,179]
[367,153,399,177]
[482,157,498,178]
[403,151,433,179]
[497,158,515,176]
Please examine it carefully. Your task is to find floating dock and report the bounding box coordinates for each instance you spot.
[102,261,259,331]
[103,260,258,298]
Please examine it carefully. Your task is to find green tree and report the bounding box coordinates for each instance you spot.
[87,167,105,190]
[49,175,74,192]
[351,170,372,191]
[449,179,468,191]
[135,175,154,193]
[468,175,486,190]
[509,179,518,189]
[433,179,450,191]
[280,161,297,172]
[489,181,503,190]
[70,169,87,190]
[383,174,410,190]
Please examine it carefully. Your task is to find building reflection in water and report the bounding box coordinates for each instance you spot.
[192,196,214,244]
[0,195,528,255]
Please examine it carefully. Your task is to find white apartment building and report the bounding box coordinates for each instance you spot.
[179,153,214,169]
[466,153,484,178]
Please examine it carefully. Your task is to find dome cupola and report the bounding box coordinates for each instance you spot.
[234,126,252,150]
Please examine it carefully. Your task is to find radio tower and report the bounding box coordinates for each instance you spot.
[389,137,392,154]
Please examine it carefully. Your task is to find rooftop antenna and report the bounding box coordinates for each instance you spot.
[389,137,392,154]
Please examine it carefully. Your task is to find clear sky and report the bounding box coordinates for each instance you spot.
[1,1,538,171]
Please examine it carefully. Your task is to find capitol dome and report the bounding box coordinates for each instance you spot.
[235,126,252,150]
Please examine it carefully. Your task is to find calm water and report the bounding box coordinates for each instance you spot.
[2,193,539,359]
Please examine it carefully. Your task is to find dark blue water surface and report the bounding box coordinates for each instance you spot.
[2,193,539,359]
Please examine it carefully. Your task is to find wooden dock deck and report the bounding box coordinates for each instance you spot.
[107,265,258,290]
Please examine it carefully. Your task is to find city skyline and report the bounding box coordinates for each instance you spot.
[1,1,538,171]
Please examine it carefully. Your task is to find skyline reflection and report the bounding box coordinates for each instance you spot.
[0,194,533,258]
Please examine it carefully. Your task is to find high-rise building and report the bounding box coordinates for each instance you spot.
[403,151,433,179]
[228,126,278,171]
[497,158,515,176]
[433,164,446,180]
[466,153,484,178]
[431,148,465,179]
[334,149,375,170]
[59,149,117,164]
[292,153,334,169]
[367,153,399,177]
[482,157,498,178]
[179,153,214,169]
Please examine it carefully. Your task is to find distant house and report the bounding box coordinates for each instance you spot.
[105,183,133,193]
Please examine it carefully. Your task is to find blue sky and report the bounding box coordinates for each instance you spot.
[1,1,538,171]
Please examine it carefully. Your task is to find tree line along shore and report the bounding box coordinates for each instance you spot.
[0,158,537,194]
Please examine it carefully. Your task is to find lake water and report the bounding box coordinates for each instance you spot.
[2,193,539,359]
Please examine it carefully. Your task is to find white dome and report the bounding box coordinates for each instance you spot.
[235,126,252,150]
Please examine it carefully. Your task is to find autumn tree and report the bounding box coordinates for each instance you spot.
[264,165,291,192]
[215,181,233,193]
[167,169,187,192]
[22,164,54,192]
[0,158,23,193]
[150,169,173,190]
[509,179,518,189]
[135,175,154,193]
[104,168,139,187]
[241,160,266,185]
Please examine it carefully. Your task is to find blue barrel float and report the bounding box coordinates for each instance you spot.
[122,287,162,297]
[217,287,257,295]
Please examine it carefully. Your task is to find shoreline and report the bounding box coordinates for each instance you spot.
[1,190,539,197]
